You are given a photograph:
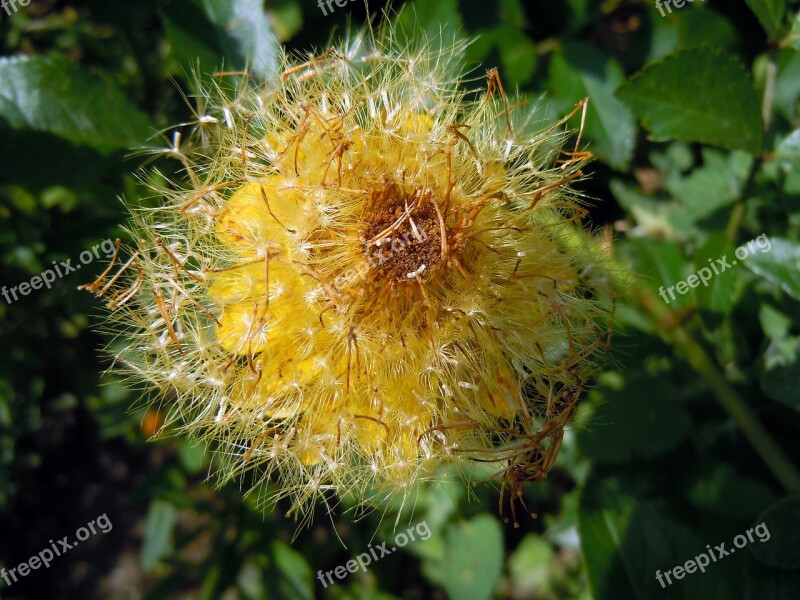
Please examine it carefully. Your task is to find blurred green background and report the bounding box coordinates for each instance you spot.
[2,0,800,598]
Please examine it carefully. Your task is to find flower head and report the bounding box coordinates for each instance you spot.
[84,23,612,523]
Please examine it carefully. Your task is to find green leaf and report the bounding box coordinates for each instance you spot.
[0,56,153,152]
[617,148,753,242]
[177,438,208,473]
[773,49,800,120]
[141,499,178,572]
[646,7,739,62]
[498,0,526,24]
[469,26,537,88]
[609,180,674,237]
[508,535,554,594]
[743,237,800,300]
[761,359,800,411]
[785,12,800,50]
[760,303,792,340]
[578,478,736,600]
[744,556,800,599]
[675,8,739,51]
[267,0,303,42]
[745,0,787,40]
[750,495,800,569]
[161,1,226,75]
[665,149,753,223]
[466,0,535,87]
[616,144,751,242]
[688,463,778,520]
[271,540,313,600]
[578,480,651,599]
[196,0,280,80]
[441,515,503,600]
[756,304,799,366]
[578,377,692,462]
[632,237,692,307]
[617,49,763,153]
[238,561,268,600]
[775,128,800,176]
[548,42,635,170]
[395,0,466,47]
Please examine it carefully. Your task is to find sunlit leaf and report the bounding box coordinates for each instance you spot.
[617,49,763,153]
[549,42,635,170]
[0,56,153,152]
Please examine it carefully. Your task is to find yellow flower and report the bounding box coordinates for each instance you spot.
[84,24,612,522]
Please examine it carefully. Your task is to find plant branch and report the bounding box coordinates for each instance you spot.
[637,291,800,493]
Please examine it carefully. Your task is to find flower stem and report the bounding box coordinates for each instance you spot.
[668,321,800,493]
[566,226,800,492]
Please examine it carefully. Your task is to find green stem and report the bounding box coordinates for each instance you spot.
[761,43,779,133]
[724,196,748,242]
[669,323,800,493]
[725,43,777,242]
[562,226,800,492]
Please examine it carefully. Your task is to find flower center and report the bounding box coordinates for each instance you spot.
[360,178,445,284]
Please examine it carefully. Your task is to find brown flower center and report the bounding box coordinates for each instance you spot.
[360,178,445,284]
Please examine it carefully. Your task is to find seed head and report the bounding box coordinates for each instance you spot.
[84,22,613,523]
